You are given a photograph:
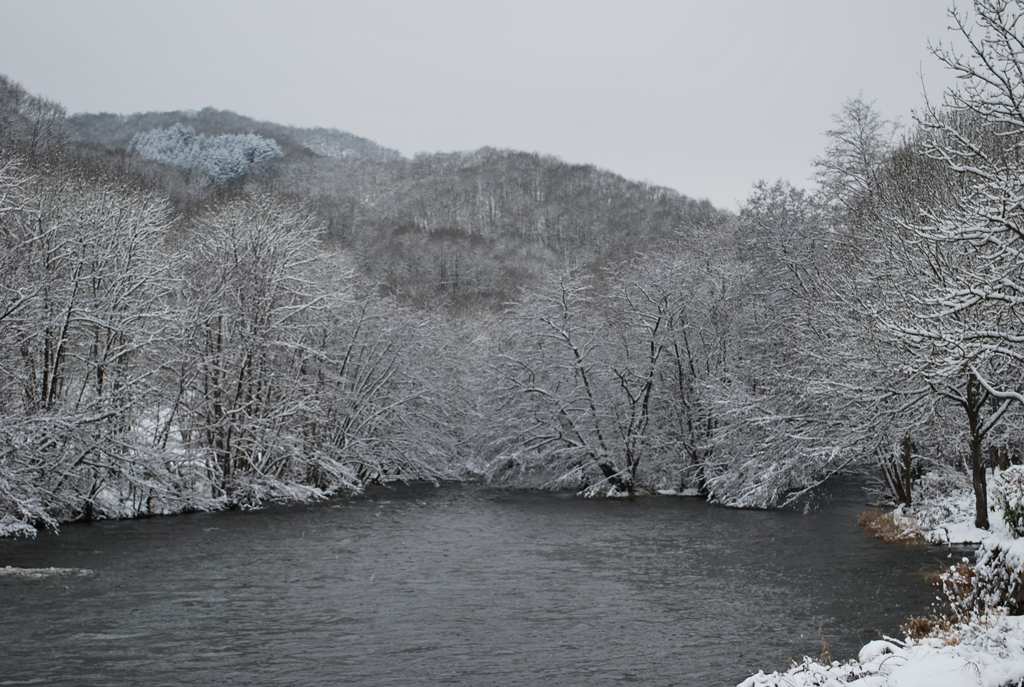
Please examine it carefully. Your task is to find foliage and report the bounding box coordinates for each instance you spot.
[974,536,1024,613]
[992,466,1024,537]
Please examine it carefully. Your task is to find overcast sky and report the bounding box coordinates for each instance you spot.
[0,1,960,210]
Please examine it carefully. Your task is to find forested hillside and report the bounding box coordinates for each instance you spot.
[6,0,1024,540]
[74,108,718,306]
[72,108,402,161]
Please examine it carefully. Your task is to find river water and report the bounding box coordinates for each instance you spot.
[1,481,955,686]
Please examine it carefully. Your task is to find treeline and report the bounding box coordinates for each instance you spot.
[0,70,950,537]
[73,110,719,307]
[6,0,1024,537]
[72,107,401,162]
[0,76,468,536]
[471,0,1024,524]
[0,66,846,535]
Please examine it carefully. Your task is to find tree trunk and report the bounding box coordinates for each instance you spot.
[971,432,989,530]
[965,375,990,530]
[901,435,913,508]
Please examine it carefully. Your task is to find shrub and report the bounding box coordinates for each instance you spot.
[991,466,1024,538]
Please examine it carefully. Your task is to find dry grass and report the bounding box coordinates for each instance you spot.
[902,615,954,641]
[816,621,832,663]
[902,563,978,644]
[858,509,927,545]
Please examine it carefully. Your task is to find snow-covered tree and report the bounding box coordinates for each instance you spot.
[487,274,627,494]
[0,75,75,159]
[856,1,1024,525]
[0,153,181,531]
[129,124,282,186]
[814,95,898,216]
[701,181,857,507]
[620,237,741,496]
[310,291,466,486]
[910,1,1024,397]
[167,193,336,504]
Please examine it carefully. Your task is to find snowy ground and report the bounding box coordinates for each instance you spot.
[737,473,1024,687]
[739,613,1024,687]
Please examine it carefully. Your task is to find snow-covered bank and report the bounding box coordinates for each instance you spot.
[738,535,1024,686]
[739,471,1024,686]
[739,612,1024,687]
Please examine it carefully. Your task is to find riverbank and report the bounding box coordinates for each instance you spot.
[739,610,1024,687]
[739,477,1024,686]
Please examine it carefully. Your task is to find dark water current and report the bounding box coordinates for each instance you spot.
[1,481,959,686]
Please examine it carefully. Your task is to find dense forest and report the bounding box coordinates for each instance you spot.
[5,0,1024,538]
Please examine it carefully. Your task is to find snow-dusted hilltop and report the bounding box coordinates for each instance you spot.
[72,107,401,162]
[129,123,282,186]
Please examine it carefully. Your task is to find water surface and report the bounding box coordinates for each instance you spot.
[0,482,952,686]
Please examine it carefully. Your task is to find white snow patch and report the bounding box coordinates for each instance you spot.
[0,565,94,578]
[928,522,992,546]
[858,640,901,664]
[738,613,1024,686]
[655,488,702,497]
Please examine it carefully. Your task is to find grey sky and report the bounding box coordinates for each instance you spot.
[0,1,958,210]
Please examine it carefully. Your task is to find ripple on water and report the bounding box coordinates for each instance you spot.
[0,481,947,686]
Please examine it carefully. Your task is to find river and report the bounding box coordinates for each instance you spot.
[1,481,955,686]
